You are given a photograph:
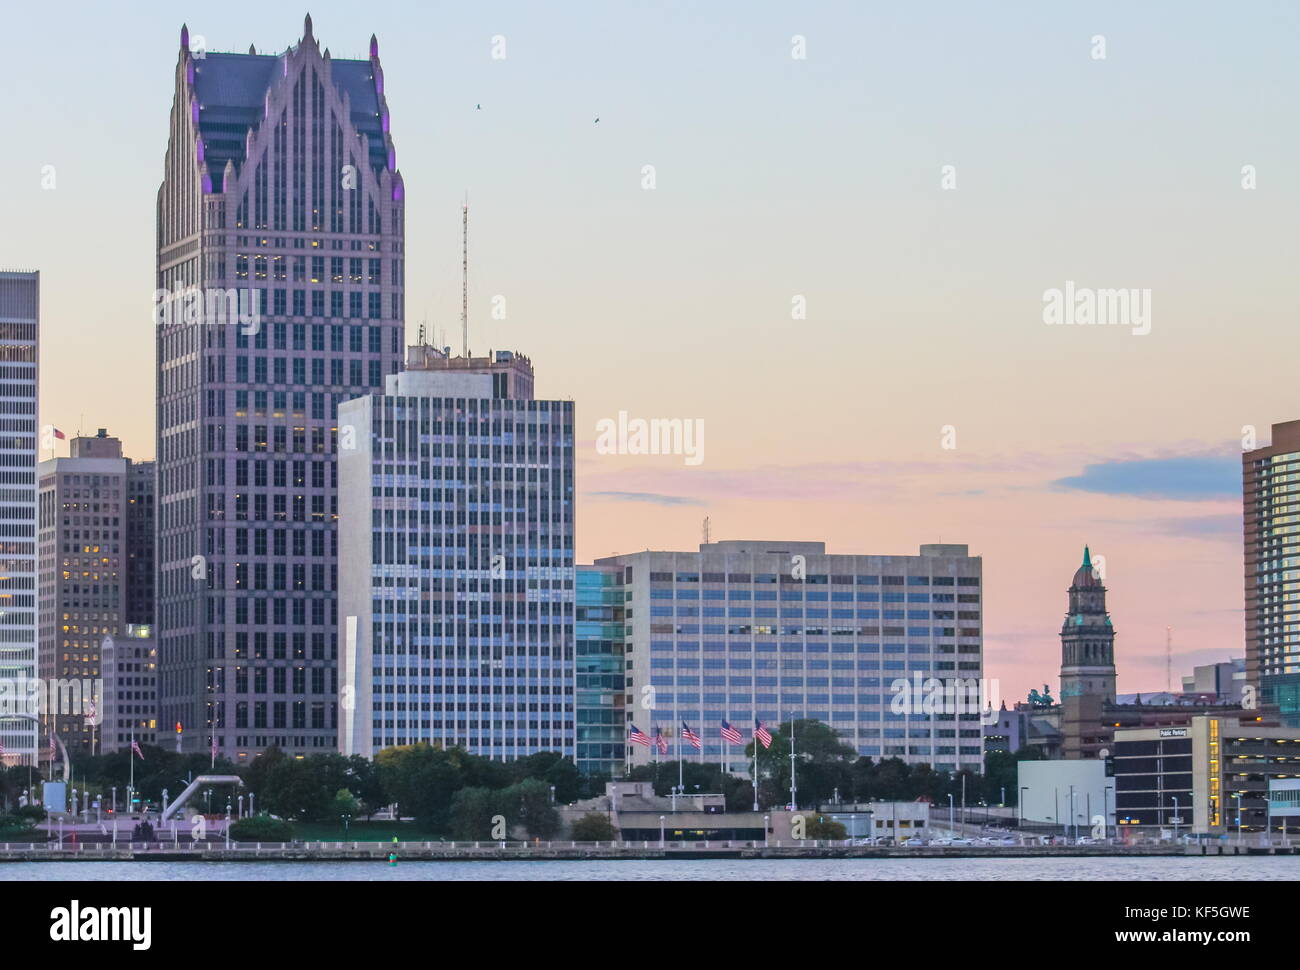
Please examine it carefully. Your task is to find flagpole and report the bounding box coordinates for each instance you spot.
[752,729,759,812]
[677,717,683,799]
[129,730,134,815]
[789,714,797,811]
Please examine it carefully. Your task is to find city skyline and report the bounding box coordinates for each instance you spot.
[2,2,1297,705]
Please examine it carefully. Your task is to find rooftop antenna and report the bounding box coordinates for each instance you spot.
[702,516,711,544]
[461,195,469,358]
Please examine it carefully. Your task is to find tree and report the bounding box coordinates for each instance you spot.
[744,720,856,808]
[504,778,561,839]
[569,812,617,842]
[375,743,467,830]
[449,786,501,841]
[330,788,361,825]
[803,815,848,840]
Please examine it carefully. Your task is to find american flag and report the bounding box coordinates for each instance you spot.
[681,722,702,749]
[628,724,652,747]
[754,720,772,749]
[654,727,669,755]
[0,741,5,755]
[86,700,96,722]
[720,720,743,745]
[49,734,55,758]
[211,737,219,757]
[131,740,144,760]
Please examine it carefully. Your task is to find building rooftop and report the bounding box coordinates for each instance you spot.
[185,20,386,192]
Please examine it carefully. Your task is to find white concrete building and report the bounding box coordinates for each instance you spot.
[1017,759,1115,833]
[598,541,985,774]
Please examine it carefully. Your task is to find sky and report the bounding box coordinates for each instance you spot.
[0,1,1297,702]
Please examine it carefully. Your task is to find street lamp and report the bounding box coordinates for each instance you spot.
[1170,795,1180,842]
[764,814,770,847]
[659,815,665,847]
[948,793,955,837]
[1019,786,1029,833]
[1232,792,1243,844]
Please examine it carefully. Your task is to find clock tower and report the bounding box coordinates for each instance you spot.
[1060,547,1117,758]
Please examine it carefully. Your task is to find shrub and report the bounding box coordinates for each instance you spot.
[229,814,294,842]
[569,812,617,842]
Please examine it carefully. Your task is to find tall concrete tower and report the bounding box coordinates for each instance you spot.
[1060,546,1117,758]
[156,17,405,759]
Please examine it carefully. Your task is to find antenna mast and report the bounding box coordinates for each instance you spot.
[702,516,711,544]
[1166,626,1173,694]
[461,197,469,358]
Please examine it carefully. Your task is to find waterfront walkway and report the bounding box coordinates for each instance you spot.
[0,839,1290,862]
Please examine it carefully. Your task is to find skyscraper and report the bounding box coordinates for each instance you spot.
[156,17,405,759]
[337,346,575,761]
[1243,420,1300,725]
[1058,546,1117,759]
[0,271,38,767]
[37,430,131,754]
[125,459,156,627]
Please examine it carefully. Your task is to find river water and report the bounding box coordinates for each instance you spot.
[2,856,1297,880]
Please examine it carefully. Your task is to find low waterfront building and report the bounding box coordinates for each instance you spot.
[1017,759,1115,832]
[560,781,925,842]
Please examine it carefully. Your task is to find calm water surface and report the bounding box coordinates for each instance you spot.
[2,856,1298,880]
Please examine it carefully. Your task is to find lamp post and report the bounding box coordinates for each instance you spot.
[659,815,665,848]
[948,793,955,837]
[1170,795,1180,842]
[1103,786,1113,842]
[249,792,255,817]
[1019,786,1029,833]
[1232,793,1243,844]
[764,814,770,847]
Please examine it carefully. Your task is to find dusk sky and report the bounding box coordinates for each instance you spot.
[1,1,1297,701]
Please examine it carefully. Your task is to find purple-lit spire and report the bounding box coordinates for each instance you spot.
[180,24,189,50]
[369,34,379,58]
